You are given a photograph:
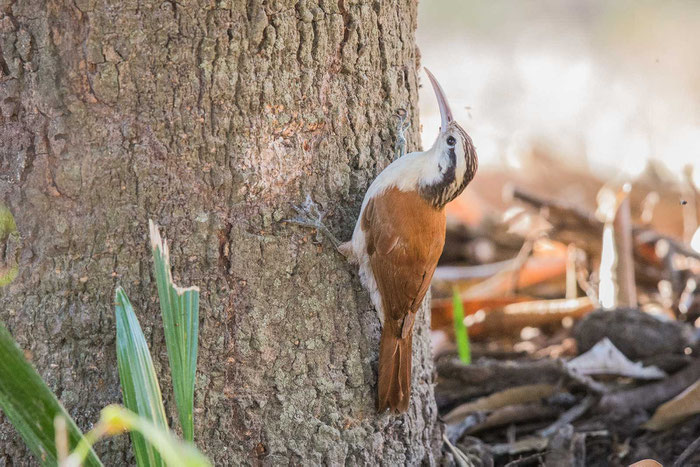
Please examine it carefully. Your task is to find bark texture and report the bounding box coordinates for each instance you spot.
[0,0,442,464]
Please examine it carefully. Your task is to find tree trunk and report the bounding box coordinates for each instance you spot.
[0,0,442,464]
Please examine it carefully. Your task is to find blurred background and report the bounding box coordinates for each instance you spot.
[419,0,700,182]
[417,2,700,465]
[418,0,700,244]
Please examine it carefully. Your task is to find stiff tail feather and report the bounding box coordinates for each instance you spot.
[377,329,413,413]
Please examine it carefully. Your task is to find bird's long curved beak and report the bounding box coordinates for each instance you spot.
[424,67,453,134]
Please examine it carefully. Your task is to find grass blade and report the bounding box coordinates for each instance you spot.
[115,287,168,467]
[0,321,102,466]
[149,221,199,442]
[452,287,472,364]
[100,405,210,467]
[65,405,210,467]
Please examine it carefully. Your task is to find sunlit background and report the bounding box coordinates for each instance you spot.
[417,0,700,187]
[417,5,700,462]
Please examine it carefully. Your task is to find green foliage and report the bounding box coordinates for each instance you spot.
[0,205,19,286]
[452,287,472,364]
[0,265,17,287]
[0,219,207,467]
[149,220,200,442]
[114,287,169,467]
[0,322,102,466]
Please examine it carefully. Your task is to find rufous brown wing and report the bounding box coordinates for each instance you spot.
[362,187,446,413]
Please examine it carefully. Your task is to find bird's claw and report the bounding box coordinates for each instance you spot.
[290,194,326,223]
[285,195,339,246]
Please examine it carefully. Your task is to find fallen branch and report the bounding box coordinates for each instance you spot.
[537,395,597,438]
[433,296,593,339]
[504,452,545,466]
[673,434,700,467]
[467,297,593,338]
[444,412,488,444]
[614,191,638,307]
[436,357,608,410]
[491,437,548,456]
[455,436,496,467]
[644,380,700,430]
[596,358,700,414]
[557,359,609,395]
[466,403,559,435]
[512,186,700,262]
[509,187,602,235]
[442,434,474,467]
[574,308,693,361]
[430,296,532,333]
[636,228,700,262]
[444,384,557,424]
[545,424,586,467]
[437,358,568,408]
[433,259,517,282]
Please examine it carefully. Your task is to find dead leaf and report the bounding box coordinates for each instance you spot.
[567,338,666,380]
[628,460,663,467]
[443,384,556,424]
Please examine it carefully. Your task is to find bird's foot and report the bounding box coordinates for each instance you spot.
[393,108,411,161]
[286,194,341,248]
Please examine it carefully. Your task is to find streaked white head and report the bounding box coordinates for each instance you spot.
[419,68,478,209]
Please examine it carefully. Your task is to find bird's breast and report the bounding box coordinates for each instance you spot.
[360,187,446,322]
[362,188,446,256]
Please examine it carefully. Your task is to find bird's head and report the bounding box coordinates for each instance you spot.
[420,68,478,209]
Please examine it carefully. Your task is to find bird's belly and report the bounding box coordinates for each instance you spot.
[351,227,386,326]
[349,187,447,327]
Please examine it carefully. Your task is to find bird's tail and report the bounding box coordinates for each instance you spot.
[377,328,413,413]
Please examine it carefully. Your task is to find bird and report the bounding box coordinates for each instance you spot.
[289,68,478,413]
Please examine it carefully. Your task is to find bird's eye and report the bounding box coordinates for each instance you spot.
[447,136,456,147]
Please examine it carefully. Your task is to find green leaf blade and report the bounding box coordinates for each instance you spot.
[114,287,168,467]
[0,322,102,466]
[149,220,199,443]
[452,287,472,365]
[101,405,211,467]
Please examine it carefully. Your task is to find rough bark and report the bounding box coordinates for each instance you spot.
[0,0,442,464]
